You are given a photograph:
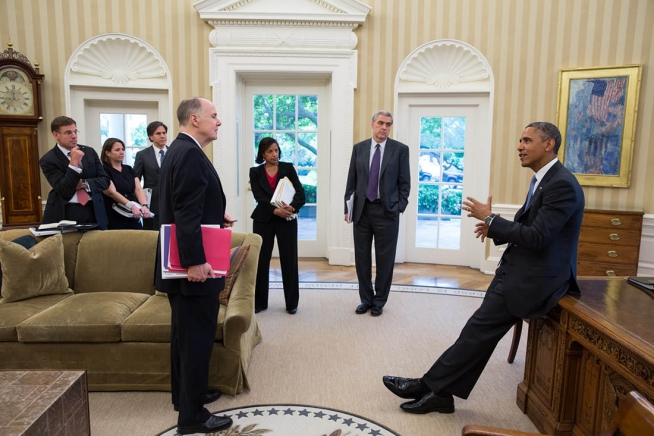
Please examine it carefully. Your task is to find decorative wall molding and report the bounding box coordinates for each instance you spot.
[66,33,170,88]
[397,39,492,92]
[194,0,368,24]
[196,0,370,49]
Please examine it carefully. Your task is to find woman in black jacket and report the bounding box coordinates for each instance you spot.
[249,137,306,314]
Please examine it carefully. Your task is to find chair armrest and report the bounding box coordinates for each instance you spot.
[462,425,548,436]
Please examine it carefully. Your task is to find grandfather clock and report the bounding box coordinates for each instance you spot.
[0,42,44,228]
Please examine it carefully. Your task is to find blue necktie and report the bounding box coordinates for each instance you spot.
[525,175,537,206]
[366,144,381,202]
[159,149,165,166]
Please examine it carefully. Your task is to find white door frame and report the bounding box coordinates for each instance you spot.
[394,39,494,270]
[398,97,487,266]
[209,49,358,265]
[242,80,330,257]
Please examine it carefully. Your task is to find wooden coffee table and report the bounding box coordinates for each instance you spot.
[0,370,90,435]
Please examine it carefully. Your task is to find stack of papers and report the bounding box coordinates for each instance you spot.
[270,177,296,208]
[29,221,98,236]
[112,203,155,218]
[160,224,231,279]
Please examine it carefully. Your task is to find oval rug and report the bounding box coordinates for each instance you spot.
[158,404,399,435]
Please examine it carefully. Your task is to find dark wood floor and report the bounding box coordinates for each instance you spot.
[270,258,494,291]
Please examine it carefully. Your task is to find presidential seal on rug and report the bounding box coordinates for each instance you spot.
[157,404,399,435]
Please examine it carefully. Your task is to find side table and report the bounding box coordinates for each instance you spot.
[0,370,90,435]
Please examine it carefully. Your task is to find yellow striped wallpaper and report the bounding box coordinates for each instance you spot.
[1,0,653,212]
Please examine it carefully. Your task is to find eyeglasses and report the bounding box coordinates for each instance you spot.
[58,129,79,136]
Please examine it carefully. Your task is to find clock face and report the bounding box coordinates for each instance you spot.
[0,68,35,116]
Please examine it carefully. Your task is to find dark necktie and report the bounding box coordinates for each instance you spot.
[159,149,165,166]
[366,144,381,202]
[525,175,537,206]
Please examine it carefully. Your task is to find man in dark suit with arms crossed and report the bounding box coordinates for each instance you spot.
[155,97,234,434]
[344,110,411,317]
[40,116,110,228]
[383,122,585,414]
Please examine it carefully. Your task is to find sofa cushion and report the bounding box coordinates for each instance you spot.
[0,235,36,291]
[219,245,250,306]
[0,233,72,303]
[17,292,150,342]
[122,295,225,342]
[74,230,158,295]
[0,293,72,341]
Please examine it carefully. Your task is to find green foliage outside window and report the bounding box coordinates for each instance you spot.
[441,187,462,216]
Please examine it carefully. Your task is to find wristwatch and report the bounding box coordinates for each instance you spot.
[484,213,496,226]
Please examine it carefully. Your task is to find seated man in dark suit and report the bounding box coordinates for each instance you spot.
[39,116,110,229]
[383,122,585,414]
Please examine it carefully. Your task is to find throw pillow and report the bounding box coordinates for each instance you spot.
[0,233,71,303]
[219,244,250,306]
[0,235,37,291]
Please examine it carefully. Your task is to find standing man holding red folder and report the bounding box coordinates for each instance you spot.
[155,97,235,435]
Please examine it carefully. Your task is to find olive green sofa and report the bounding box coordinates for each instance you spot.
[0,229,262,396]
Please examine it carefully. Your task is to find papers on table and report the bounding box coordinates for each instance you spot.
[30,221,98,236]
[346,192,355,223]
[38,220,77,230]
[160,224,231,279]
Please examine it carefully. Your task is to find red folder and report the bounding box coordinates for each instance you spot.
[168,224,231,276]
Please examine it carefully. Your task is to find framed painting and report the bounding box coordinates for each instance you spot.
[556,65,642,187]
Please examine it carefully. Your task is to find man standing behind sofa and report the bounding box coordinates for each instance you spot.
[155,97,234,434]
[344,110,411,317]
[134,121,168,230]
[40,116,110,229]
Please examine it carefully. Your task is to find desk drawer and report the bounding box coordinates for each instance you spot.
[578,228,641,245]
[577,243,638,264]
[576,261,637,277]
[582,212,643,229]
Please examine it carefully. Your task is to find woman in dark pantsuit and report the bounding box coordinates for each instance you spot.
[250,137,305,314]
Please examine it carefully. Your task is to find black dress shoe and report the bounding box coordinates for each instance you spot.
[254,306,266,314]
[371,306,383,316]
[355,303,371,314]
[177,414,233,434]
[383,376,429,399]
[400,391,455,414]
[287,308,297,314]
[174,390,222,411]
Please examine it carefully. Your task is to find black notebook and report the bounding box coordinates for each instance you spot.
[626,277,654,297]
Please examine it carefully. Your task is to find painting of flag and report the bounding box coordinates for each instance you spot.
[557,65,642,187]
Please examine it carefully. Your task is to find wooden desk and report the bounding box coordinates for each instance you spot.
[517,278,654,435]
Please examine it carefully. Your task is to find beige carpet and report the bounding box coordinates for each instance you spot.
[89,285,539,436]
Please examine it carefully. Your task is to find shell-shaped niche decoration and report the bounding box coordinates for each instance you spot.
[70,34,167,85]
[399,42,490,89]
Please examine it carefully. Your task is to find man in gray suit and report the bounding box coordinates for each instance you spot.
[344,111,411,317]
[134,121,168,230]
